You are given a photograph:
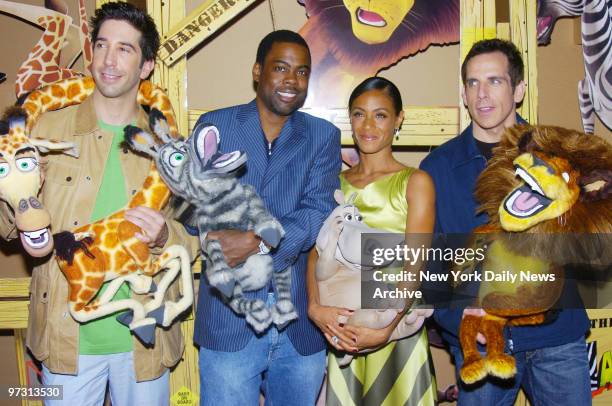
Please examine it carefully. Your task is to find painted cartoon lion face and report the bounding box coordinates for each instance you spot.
[500,151,580,231]
[342,0,415,44]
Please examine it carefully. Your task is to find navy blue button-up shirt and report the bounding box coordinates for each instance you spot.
[420,119,589,352]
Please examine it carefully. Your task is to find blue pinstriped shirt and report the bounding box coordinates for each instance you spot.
[192,100,341,354]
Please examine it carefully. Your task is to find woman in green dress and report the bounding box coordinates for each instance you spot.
[307,77,437,405]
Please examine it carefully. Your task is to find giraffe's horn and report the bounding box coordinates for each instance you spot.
[2,106,28,131]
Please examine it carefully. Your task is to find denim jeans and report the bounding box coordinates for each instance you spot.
[42,352,169,406]
[198,294,326,405]
[450,336,591,406]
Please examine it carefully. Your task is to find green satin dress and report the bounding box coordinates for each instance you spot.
[326,167,437,406]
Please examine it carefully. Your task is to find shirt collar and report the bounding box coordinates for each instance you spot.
[74,93,150,136]
[238,99,301,136]
[452,113,527,168]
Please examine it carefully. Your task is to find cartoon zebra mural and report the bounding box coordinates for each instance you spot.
[537,0,611,133]
[588,340,598,392]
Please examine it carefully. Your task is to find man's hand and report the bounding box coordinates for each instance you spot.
[463,307,487,345]
[206,230,259,267]
[124,206,168,248]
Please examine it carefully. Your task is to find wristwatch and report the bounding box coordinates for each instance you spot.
[258,240,270,255]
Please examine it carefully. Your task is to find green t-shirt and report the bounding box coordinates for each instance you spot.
[79,121,133,355]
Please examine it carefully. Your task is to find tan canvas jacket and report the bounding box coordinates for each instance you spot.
[0,95,199,381]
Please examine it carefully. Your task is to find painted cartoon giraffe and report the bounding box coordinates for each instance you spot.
[0,0,92,99]
[2,76,192,345]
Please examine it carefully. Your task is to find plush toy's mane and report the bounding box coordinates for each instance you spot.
[475,125,612,264]
[300,0,459,74]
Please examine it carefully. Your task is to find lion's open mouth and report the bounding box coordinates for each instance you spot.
[356,8,387,27]
[504,167,552,217]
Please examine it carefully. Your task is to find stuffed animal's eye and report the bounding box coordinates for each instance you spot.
[15,157,36,173]
[355,214,363,222]
[0,163,9,178]
[344,213,353,221]
[168,152,185,167]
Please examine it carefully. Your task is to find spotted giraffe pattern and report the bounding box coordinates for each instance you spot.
[13,77,193,344]
[0,0,92,99]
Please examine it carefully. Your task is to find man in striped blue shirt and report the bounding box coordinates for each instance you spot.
[192,30,341,405]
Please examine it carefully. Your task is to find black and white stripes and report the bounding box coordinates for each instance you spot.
[538,0,611,133]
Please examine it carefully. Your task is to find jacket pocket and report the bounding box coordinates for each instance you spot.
[42,161,80,226]
[26,269,50,361]
[160,321,185,368]
[43,160,79,187]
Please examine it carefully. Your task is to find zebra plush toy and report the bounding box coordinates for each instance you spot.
[124,109,297,333]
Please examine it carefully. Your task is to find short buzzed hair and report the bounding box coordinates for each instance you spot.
[255,30,310,66]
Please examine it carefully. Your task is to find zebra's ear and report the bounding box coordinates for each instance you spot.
[192,122,219,164]
[149,108,173,143]
[124,125,158,157]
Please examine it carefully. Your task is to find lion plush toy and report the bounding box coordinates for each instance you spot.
[458,124,612,384]
[315,190,433,365]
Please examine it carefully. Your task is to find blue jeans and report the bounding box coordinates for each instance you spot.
[198,294,326,405]
[450,336,591,406]
[42,352,169,406]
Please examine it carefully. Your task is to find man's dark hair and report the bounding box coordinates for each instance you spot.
[461,39,524,89]
[255,30,310,66]
[349,77,403,115]
[90,2,160,63]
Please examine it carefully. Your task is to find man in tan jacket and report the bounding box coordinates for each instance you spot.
[0,3,196,405]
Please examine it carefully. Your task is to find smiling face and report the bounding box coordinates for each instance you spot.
[343,0,415,44]
[0,125,53,257]
[253,42,311,117]
[350,89,404,155]
[500,151,580,231]
[91,19,154,101]
[462,52,525,141]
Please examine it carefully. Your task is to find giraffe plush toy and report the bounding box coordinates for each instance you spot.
[0,0,92,99]
[0,76,193,345]
[124,110,297,333]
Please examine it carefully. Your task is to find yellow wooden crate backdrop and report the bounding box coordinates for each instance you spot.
[0,1,552,405]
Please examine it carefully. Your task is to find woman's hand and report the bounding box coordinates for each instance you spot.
[341,323,395,352]
[308,303,356,351]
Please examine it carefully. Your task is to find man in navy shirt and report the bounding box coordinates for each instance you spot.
[420,39,590,405]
